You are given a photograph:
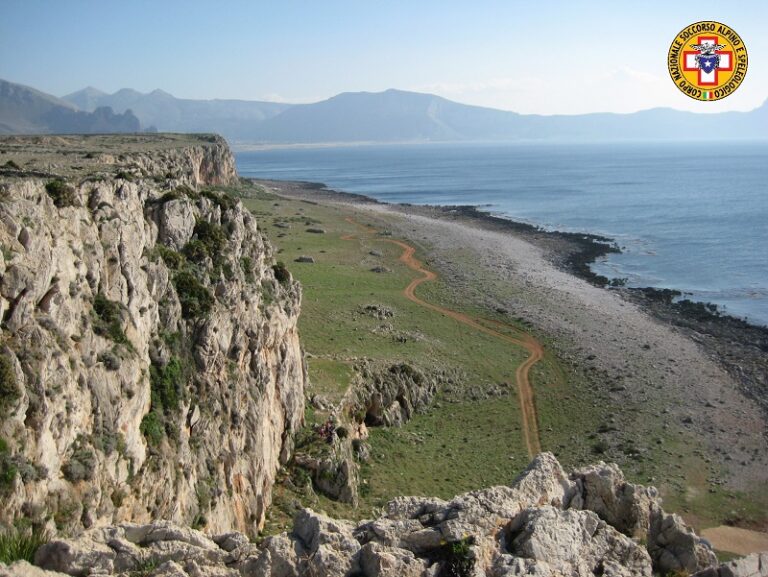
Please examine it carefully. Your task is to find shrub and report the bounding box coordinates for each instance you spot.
[0,438,17,495]
[0,355,19,415]
[173,271,214,319]
[97,349,121,371]
[45,179,77,208]
[153,185,199,204]
[152,245,184,270]
[93,429,125,456]
[194,220,226,257]
[0,526,50,564]
[437,536,475,577]
[3,160,20,170]
[182,221,226,265]
[156,189,183,203]
[175,184,199,199]
[140,411,164,447]
[201,188,236,211]
[114,170,134,181]
[150,357,184,412]
[592,440,610,455]
[240,256,256,283]
[272,261,290,285]
[182,239,209,263]
[62,443,96,482]
[92,294,128,344]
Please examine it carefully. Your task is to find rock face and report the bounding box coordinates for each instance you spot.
[3,453,733,577]
[0,135,306,536]
[352,362,443,427]
[692,553,768,577]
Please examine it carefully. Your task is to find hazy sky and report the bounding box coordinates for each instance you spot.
[1,0,765,114]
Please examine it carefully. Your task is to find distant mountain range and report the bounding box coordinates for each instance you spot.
[62,86,290,140]
[1,78,766,142]
[0,79,139,135]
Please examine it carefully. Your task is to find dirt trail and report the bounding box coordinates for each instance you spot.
[343,217,545,457]
[701,525,768,556]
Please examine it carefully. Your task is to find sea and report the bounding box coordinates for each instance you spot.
[236,142,768,327]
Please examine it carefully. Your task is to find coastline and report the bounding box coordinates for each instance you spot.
[251,178,768,485]
[244,177,768,552]
[252,179,768,326]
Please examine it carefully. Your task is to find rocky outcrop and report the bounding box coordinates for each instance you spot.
[3,453,737,577]
[351,361,445,427]
[0,135,306,537]
[693,553,768,577]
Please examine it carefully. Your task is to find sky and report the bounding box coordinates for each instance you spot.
[1,0,766,115]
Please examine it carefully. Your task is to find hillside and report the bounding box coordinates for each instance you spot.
[248,89,523,142]
[248,89,768,143]
[62,87,291,140]
[0,79,140,134]
[57,83,768,144]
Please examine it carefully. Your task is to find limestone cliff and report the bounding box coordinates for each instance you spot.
[0,134,306,536]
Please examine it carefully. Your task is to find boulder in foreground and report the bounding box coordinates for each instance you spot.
[3,453,753,577]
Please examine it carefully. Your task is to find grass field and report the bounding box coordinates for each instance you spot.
[239,185,768,540]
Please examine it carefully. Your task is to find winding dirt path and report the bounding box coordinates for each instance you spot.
[343,217,545,457]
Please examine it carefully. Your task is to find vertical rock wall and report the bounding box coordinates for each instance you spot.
[0,136,306,536]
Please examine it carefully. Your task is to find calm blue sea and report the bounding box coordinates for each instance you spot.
[236,142,768,326]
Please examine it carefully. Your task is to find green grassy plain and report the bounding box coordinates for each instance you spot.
[239,185,768,540]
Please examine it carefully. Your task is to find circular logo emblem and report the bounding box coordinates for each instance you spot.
[667,21,748,101]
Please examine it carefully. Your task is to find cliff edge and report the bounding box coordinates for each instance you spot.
[0,134,306,536]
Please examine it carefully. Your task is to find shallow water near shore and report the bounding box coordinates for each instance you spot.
[237,141,768,326]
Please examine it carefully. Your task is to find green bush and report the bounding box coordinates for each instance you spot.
[201,189,236,211]
[150,357,184,412]
[437,537,475,577]
[592,439,610,455]
[240,256,256,283]
[182,221,226,266]
[173,271,214,319]
[140,411,164,447]
[92,429,124,456]
[62,443,96,483]
[92,294,128,344]
[153,185,200,204]
[0,355,19,415]
[152,245,185,270]
[3,160,20,170]
[197,220,226,256]
[45,179,77,208]
[0,526,50,564]
[97,349,121,371]
[114,170,134,181]
[156,190,184,203]
[175,184,199,200]
[182,239,209,263]
[139,358,189,447]
[272,261,290,285]
[0,438,17,494]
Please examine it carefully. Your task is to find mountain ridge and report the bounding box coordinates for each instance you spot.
[74,85,764,143]
[0,79,140,134]
[62,85,291,138]
[3,77,766,142]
